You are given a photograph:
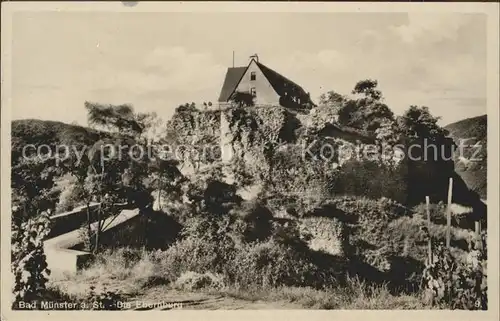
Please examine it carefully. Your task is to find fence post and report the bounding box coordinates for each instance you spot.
[475,221,482,250]
[446,177,453,249]
[426,196,432,264]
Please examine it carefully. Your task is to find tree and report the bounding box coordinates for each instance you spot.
[352,79,383,101]
[136,111,163,142]
[11,156,62,226]
[375,119,400,146]
[55,132,97,252]
[77,103,164,252]
[78,136,153,253]
[85,101,161,141]
[397,105,448,141]
[85,102,142,135]
[176,102,197,113]
[318,90,346,112]
[230,91,255,108]
[11,157,55,306]
[335,79,394,132]
[148,157,183,211]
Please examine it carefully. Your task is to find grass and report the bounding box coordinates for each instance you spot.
[50,247,168,298]
[388,215,475,252]
[202,276,428,309]
[50,247,429,310]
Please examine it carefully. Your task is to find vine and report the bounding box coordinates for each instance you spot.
[11,211,52,308]
[421,227,487,310]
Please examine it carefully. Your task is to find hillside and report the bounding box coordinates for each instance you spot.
[11,119,105,161]
[444,115,487,199]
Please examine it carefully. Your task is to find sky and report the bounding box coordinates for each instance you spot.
[10,12,487,127]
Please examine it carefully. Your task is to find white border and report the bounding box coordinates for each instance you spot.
[1,2,499,321]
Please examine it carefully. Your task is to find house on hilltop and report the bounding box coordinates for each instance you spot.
[217,55,315,110]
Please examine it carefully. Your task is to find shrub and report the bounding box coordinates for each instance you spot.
[78,224,93,252]
[156,216,237,281]
[413,202,477,230]
[412,202,448,225]
[263,141,337,216]
[42,287,82,310]
[54,173,84,213]
[220,276,427,309]
[325,196,410,222]
[11,211,51,308]
[312,197,411,272]
[299,217,348,256]
[78,247,162,290]
[155,213,343,290]
[84,286,124,310]
[230,200,274,242]
[173,271,226,291]
[260,190,327,218]
[228,239,316,289]
[387,215,475,264]
[157,237,233,281]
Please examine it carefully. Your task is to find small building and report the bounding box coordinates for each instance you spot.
[217,56,315,110]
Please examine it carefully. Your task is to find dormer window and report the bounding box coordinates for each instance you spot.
[250,72,256,81]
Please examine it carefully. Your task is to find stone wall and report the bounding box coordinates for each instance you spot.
[48,203,128,238]
[44,208,140,275]
[48,203,100,238]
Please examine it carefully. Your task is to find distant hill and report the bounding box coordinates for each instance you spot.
[444,115,487,199]
[11,119,109,161]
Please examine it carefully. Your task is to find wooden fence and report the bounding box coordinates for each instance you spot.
[426,177,483,263]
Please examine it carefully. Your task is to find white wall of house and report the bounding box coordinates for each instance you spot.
[233,60,280,106]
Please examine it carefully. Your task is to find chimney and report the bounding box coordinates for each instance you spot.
[249,54,259,63]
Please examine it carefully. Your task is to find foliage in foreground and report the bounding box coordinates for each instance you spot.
[11,212,52,307]
[421,238,487,310]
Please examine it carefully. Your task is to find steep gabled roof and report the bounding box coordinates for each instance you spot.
[217,66,247,102]
[255,61,309,99]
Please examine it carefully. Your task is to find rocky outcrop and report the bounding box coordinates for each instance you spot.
[169,105,479,211]
[219,106,300,174]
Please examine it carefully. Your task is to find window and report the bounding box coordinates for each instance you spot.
[250,87,256,97]
[250,72,256,81]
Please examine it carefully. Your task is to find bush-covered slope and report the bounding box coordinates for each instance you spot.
[11,119,105,161]
[444,115,487,199]
[11,119,113,218]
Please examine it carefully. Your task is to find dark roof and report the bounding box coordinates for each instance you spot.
[255,61,310,99]
[217,59,314,105]
[217,67,247,102]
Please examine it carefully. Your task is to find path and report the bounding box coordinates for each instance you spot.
[50,279,301,310]
[44,208,141,274]
[124,286,301,310]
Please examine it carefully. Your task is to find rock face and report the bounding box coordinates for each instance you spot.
[169,105,403,201]
[219,105,300,174]
[168,105,480,211]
